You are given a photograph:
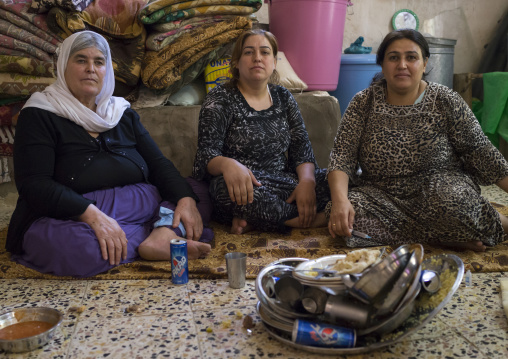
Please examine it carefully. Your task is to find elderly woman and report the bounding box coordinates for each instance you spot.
[6,31,212,277]
[327,29,508,251]
[193,29,330,234]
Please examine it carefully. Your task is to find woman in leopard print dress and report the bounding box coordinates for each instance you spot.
[193,29,330,234]
[327,29,508,251]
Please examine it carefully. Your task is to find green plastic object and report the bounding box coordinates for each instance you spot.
[344,36,372,54]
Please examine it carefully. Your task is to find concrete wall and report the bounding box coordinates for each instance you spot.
[256,0,508,74]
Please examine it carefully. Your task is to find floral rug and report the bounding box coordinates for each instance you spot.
[1,203,508,280]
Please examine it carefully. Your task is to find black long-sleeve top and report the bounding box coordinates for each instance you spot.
[6,107,198,254]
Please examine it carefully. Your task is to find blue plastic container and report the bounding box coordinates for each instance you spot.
[328,54,381,116]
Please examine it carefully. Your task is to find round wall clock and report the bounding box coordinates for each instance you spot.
[392,9,419,31]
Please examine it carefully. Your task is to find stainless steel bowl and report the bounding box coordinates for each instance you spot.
[0,307,63,353]
[357,283,421,336]
[375,244,424,316]
[345,244,412,304]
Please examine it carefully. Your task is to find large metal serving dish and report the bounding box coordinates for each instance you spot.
[266,257,309,268]
[0,307,63,353]
[262,254,464,355]
[256,302,293,333]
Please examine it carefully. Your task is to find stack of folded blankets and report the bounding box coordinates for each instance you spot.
[0,0,63,183]
[139,0,262,100]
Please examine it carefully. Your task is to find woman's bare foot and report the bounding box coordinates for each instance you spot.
[230,217,253,234]
[138,227,211,260]
[187,239,212,259]
[439,240,487,252]
[284,212,328,228]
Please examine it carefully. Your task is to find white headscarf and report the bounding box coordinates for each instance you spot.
[23,31,130,133]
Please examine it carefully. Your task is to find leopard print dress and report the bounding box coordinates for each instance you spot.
[327,81,508,247]
[193,84,330,232]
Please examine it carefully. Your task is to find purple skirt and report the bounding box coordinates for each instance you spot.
[13,180,213,277]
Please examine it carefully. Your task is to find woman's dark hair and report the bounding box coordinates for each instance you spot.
[227,29,280,88]
[372,29,430,84]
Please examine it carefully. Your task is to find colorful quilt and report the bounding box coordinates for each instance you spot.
[0,0,62,43]
[148,4,261,25]
[28,0,95,13]
[0,8,60,46]
[0,100,25,126]
[0,55,54,77]
[0,19,57,54]
[46,1,149,91]
[0,33,53,61]
[146,19,226,51]
[154,42,232,96]
[150,13,238,32]
[57,0,148,39]
[0,99,25,184]
[142,16,251,90]
[0,126,14,156]
[0,72,55,98]
[140,0,262,25]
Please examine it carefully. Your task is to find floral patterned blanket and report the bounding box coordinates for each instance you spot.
[141,16,251,91]
[139,0,262,25]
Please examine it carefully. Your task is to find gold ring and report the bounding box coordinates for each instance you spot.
[332,224,336,226]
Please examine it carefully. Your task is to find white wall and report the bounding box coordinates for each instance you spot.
[256,0,508,74]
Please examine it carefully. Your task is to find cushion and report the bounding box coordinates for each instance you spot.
[276,51,308,92]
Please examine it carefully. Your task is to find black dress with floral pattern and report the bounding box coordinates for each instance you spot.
[193,84,330,232]
[327,81,508,247]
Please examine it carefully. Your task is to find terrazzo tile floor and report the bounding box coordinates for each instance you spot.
[0,186,507,358]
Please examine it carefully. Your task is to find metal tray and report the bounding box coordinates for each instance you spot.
[262,254,464,355]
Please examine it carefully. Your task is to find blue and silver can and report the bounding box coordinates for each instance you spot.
[170,239,188,285]
[292,319,356,348]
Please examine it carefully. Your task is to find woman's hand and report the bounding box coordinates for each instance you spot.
[328,199,355,238]
[222,159,262,205]
[286,179,317,227]
[173,197,203,241]
[327,170,354,238]
[79,204,128,265]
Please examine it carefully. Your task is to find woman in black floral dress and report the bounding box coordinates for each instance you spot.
[327,29,508,251]
[193,29,330,234]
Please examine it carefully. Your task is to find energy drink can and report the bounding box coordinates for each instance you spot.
[170,239,188,285]
[292,319,356,348]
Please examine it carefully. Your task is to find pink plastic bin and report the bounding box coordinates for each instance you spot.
[268,0,350,91]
